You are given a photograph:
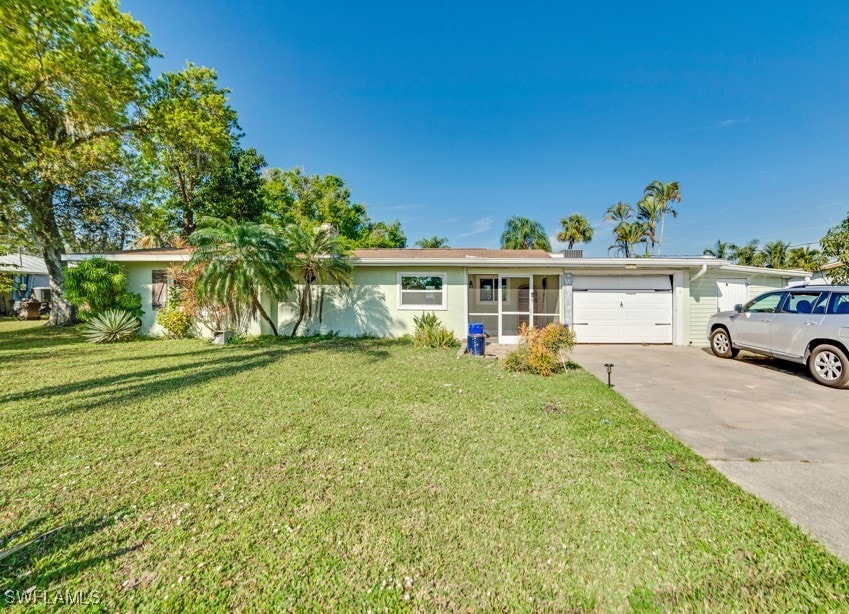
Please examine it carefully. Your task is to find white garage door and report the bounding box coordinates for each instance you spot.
[572,275,673,343]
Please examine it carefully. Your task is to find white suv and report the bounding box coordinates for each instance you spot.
[707,286,849,388]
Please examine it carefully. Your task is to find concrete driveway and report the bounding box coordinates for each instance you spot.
[571,344,849,563]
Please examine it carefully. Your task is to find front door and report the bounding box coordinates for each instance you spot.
[499,275,532,344]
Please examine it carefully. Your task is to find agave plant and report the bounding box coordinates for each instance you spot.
[82,309,141,344]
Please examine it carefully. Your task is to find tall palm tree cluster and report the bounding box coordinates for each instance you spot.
[703,239,827,271]
[497,180,680,256]
[605,180,681,257]
[187,217,353,336]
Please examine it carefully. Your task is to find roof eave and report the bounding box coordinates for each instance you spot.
[719,264,808,277]
[63,253,190,263]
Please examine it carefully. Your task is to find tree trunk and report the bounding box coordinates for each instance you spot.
[252,294,278,336]
[290,287,308,337]
[318,287,325,323]
[657,214,665,257]
[26,185,75,326]
[182,208,195,237]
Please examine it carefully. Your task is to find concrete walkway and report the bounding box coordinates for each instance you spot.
[571,344,849,563]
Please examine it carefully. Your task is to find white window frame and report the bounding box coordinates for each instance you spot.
[478,277,497,303]
[397,272,447,311]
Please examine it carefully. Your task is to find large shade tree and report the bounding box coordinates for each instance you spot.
[284,224,353,336]
[194,146,266,223]
[262,167,406,248]
[821,212,849,283]
[0,0,156,324]
[556,214,594,250]
[142,64,237,236]
[188,217,293,336]
[500,216,551,251]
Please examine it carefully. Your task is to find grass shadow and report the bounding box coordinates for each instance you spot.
[0,511,142,591]
[0,336,392,417]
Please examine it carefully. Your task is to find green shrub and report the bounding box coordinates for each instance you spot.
[412,312,460,348]
[0,272,13,295]
[65,257,142,320]
[82,309,141,344]
[156,304,193,338]
[504,322,576,376]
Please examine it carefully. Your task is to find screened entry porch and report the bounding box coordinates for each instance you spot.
[467,273,562,344]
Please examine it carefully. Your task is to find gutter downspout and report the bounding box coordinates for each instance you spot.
[690,264,708,282]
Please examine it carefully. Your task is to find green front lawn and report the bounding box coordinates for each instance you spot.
[1,321,847,610]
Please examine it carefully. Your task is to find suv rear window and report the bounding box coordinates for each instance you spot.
[827,293,849,315]
[781,292,827,314]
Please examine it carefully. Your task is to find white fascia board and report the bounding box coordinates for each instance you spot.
[562,258,727,269]
[718,264,808,277]
[353,258,565,267]
[353,257,729,269]
[63,253,190,263]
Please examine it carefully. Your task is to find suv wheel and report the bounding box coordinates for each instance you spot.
[710,328,739,359]
[809,344,849,388]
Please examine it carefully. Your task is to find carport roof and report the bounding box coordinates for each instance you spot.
[0,253,48,275]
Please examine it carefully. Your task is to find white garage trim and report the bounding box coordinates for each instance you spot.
[572,275,673,344]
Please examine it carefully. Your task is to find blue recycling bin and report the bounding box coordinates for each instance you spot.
[468,322,484,335]
[467,333,486,356]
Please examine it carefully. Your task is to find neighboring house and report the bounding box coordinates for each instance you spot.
[810,261,845,284]
[0,253,49,315]
[63,248,805,346]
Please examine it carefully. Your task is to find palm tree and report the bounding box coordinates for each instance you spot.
[556,214,594,250]
[759,240,790,269]
[603,201,634,232]
[132,234,188,250]
[642,180,681,255]
[188,217,293,336]
[731,240,760,266]
[608,222,647,258]
[415,236,448,248]
[703,240,738,260]
[787,246,826,272]
[636,196,664,256]
[284,224,353,336]
[500,216,552,251]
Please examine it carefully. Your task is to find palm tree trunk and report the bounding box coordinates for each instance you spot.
[657,214,665,256]
[318,287,325,323]
[290,287,308,337]
[252,295,278,336]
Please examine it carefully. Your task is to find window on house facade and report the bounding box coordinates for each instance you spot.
[398,273,446,309]
[152,269,168,310]
[478,277,497,302]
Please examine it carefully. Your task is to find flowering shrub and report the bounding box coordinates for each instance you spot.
[503,322,575,376]
[156,303,193,338]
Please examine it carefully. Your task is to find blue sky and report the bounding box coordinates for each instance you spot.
[124,0,849,255]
